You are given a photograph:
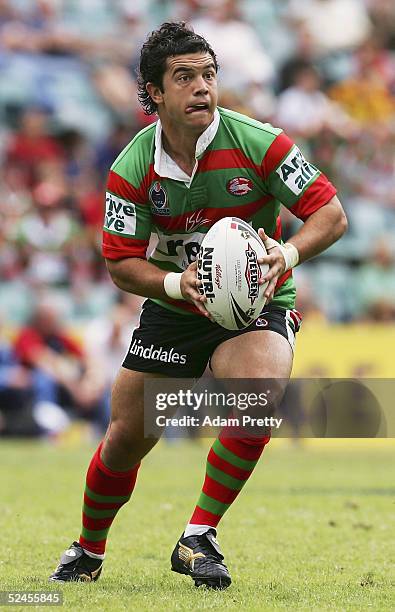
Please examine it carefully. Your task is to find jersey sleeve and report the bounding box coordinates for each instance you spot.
[102,169,152,260]
[261,132,337,221]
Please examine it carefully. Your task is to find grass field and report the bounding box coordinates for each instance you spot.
[1,437,394,611]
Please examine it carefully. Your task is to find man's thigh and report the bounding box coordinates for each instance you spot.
[210,305,300,379]
[210,331,293,431]
[211,330,293,379]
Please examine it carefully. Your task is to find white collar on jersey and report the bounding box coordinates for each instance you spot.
[154,108,220,185]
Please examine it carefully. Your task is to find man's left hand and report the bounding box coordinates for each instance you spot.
[257,228,286,302]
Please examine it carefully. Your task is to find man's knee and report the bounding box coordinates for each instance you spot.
[101,416,159,470]
[105,418,136,451]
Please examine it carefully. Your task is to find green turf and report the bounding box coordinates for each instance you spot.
[1,438,394,611]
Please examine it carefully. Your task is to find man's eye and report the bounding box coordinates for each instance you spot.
[179,75,190,82]
[205,72,215,79]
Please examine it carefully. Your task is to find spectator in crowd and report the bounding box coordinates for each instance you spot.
[192,0,275,110]
[0,323,38,437]
[13,177,80,287]
[334,126,395,208]
[94,122,132,177]
[0,166,32,280]
[329,37,395,125]
[355,238,395,322]
[167,0,207,22]
[274,61,355,141]
[13,298,109,432]
[4,107,63,188]
[83,292,143,388]
[287,0,371,59]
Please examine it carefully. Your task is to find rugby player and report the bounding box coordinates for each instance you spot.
[50,22,347,588]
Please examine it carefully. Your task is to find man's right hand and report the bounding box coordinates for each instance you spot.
[180,261,211,318]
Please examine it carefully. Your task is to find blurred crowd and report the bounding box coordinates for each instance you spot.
[1,0,395,436]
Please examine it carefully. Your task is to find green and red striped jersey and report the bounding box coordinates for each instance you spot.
[103,107,336,315]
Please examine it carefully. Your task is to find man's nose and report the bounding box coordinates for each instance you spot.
[193,75,209,94]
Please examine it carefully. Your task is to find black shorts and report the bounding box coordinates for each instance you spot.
[122,300,302,378]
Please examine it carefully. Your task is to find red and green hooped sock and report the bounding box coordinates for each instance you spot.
[186,430,270,533]
[79,443,140,556]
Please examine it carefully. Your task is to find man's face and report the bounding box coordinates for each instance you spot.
[148,52,218,132]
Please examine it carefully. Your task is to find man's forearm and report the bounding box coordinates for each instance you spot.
[287,195,348,264]
[106,256,209,316]
[106,257,169,299]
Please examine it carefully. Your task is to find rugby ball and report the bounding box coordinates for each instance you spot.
[197,217,269,330]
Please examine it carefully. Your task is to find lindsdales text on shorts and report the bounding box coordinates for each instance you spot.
[143,378,395,439]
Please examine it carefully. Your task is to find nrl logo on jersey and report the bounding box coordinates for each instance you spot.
[276,146,319,195]
[149,181,170,216]
[227,177,253,197]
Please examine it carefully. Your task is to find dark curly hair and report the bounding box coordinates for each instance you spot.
[137,22,218,116]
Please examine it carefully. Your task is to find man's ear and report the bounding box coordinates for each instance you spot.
[146,82,164,105]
